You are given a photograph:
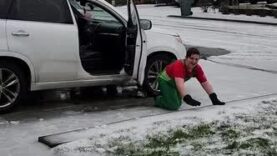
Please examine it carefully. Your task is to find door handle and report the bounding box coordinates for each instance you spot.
[12,30,30,37]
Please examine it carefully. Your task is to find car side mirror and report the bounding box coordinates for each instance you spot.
[140,19,152,30]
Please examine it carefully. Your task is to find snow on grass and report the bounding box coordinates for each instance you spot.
[53,98,277,156]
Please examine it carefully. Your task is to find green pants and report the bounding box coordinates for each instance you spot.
[155,71,182,110]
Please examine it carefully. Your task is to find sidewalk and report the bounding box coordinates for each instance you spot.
[168,6,277,25]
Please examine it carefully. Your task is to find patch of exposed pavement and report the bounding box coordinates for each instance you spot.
[186,45,231,59]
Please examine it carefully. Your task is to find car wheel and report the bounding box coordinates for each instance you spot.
[143,54,175,96]
[0,61,27,113]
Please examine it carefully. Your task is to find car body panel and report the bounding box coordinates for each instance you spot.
[32,74,132,90]
[145,28,185,60]
[0,19,7,51]
[6,20,79,82]
[0,51,36,83]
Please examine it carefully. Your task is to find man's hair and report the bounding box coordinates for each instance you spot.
[186,48,200,58]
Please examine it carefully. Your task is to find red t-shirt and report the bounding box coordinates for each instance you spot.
[165,60,207,83]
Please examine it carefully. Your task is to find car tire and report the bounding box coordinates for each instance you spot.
[143,54,175,96]
[0,61,27,113]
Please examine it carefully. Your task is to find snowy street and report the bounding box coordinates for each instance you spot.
[129,5,277,72]
[1,4,277,156]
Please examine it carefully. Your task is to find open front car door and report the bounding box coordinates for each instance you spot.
[124,0,146,84]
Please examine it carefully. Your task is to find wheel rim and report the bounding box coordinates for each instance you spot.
[0,68,20,108]
[147,60,168,92]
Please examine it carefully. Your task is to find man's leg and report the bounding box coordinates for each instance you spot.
[155,78,182,110]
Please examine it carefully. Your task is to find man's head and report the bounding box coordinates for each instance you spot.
[185,48,200,69]
[186,48,200,58]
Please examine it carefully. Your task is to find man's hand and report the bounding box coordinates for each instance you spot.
[183,95,201,106]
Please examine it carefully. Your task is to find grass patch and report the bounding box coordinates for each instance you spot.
[189,124,215,138]
[110,118,277,155]
[144,129,191,151]
[224,137,277,155]
[190,142,204,150]
[111,123,216,155]
[225,141,239,149]
[145,124,215,149]
[221,128,240,142]
[97,100,277,155]
[239,137,270,149]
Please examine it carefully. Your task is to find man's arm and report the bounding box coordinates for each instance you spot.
[175,77,186,98]
[201,80,225,105]
[196,65,225,105]
[176,77,201,106]
[201,81,214,95]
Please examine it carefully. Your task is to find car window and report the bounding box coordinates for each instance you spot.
[89,5,118,22]
[0,0,12,19]
[8,0,73,24]
[70,0,120,23]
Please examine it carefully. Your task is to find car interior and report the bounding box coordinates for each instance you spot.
[70,0,127,75]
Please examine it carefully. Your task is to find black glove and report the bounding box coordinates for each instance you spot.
[209,93,225,105]
[183,95,201,106]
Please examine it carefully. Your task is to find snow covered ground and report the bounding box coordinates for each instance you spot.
[51,5,277,156]
[53,95,277,156]
[132,4,277,73]
[1,4,277,156]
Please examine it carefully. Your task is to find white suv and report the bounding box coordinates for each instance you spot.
[0,0,185,112]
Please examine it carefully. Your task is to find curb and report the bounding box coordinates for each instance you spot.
[168,15,277,25]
